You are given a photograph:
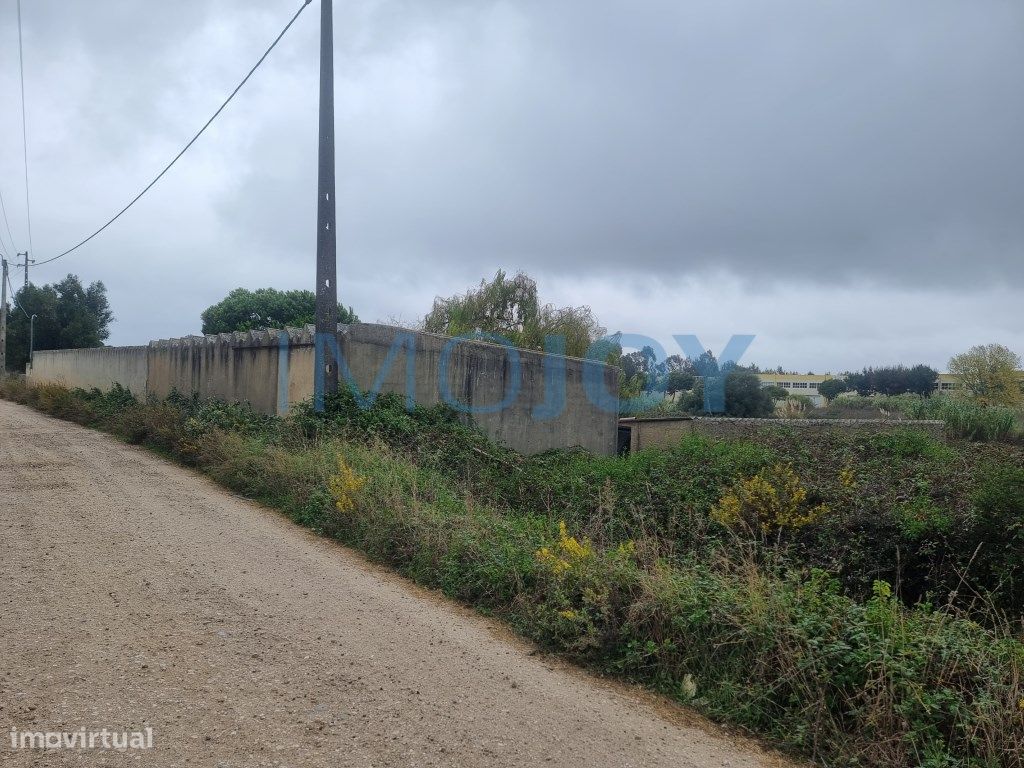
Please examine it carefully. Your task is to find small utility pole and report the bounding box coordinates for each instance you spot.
[1,257,8,374]
[16,251,32,288]
[29,313,36,369]
[314,0,339,411]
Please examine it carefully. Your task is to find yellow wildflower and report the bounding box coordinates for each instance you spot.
[712,464,827,534]
[327,456,366,513]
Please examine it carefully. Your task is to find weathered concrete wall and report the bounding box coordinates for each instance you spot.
[25,324,619,456]
[148,331,281,417]
[325,324,618,456]
[623,416,946,452]
[28,346,148,395]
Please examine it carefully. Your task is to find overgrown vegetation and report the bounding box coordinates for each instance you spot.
[817,393,1022,442]
[903,397,1019,441]
[200,287,357,334]
[3,274,113,372]
[2,377,1022,767]
[421,269,605,359]
[948,344,1023,407]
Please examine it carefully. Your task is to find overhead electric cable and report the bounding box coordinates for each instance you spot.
[0,187,16,257]
[17,0,34,258]
[33,0,313,268]
[6,270,29,318]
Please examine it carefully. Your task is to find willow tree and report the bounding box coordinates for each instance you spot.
[422,270,605,358]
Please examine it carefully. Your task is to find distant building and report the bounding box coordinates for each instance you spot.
[755,373,835,407]
[935,373,963,393]
[756,371,1024,405]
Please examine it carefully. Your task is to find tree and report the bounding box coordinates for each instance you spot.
[677,367,775,417]
[948,344,1022,406]
[817,378,850,401]
[904,364,940,397]
[842,364,938,397]
[201,288,357,335]
[621,345,656,384]
[5,275,114,371]
[648,354,696,394]
[664,369,696,395]
[422,270,605,358]
[723,368,777,417]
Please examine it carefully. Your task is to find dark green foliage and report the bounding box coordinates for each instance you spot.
[200,287,357,335]
[676,368,776,417]
[966,463,1024,606]
[816,378,850,401]
[845,364,939,397]
[723,369,777,416]
[4,275,113,372]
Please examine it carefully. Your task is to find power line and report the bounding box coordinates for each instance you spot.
[0,187,16,257]
[6,270,29,318]
[17,0,34,259]
[34,0,314,269]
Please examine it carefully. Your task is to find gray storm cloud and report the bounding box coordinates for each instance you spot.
[0,0,1020,366]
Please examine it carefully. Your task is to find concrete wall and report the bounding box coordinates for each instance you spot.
[27,324,619,456]
[623,416,946,452]
[148,331,281,417]
[326,324,618,457]
[27,346,148,395]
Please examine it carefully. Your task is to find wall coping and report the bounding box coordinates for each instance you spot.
[691,417,945,426]
[147,322,616,370]
[621,416,945,427]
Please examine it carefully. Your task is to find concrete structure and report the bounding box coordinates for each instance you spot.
[26,346,149,395]
[27,323,620,457]
[759,371,1024,401]
[756,373,836,407]
[620,415,945,453]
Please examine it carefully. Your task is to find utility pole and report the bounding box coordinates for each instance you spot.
[314,0,339,411]
[29,313,36,369]
[1,257,8,375]
[16,251,32,288]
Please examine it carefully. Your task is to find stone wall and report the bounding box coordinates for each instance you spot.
[623,416,946,452]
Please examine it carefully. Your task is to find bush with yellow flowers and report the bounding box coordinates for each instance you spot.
[712,463,828,538]
[327,455,366,514]
[532,521,640,652]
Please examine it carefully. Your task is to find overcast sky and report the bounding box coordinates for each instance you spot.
[1,0,1021,372]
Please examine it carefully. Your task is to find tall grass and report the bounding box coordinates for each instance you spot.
[903,397,1018,441]
[2,377,1023,767]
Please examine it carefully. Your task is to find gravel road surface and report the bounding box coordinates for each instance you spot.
[0,399,797,767]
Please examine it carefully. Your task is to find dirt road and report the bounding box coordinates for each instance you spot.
[0,399,794,767]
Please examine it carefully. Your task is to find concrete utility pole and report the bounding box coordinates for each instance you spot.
[16,251,32,288]
[314,0,339,411]
[1,257,8,375]
[29,313,36,370]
